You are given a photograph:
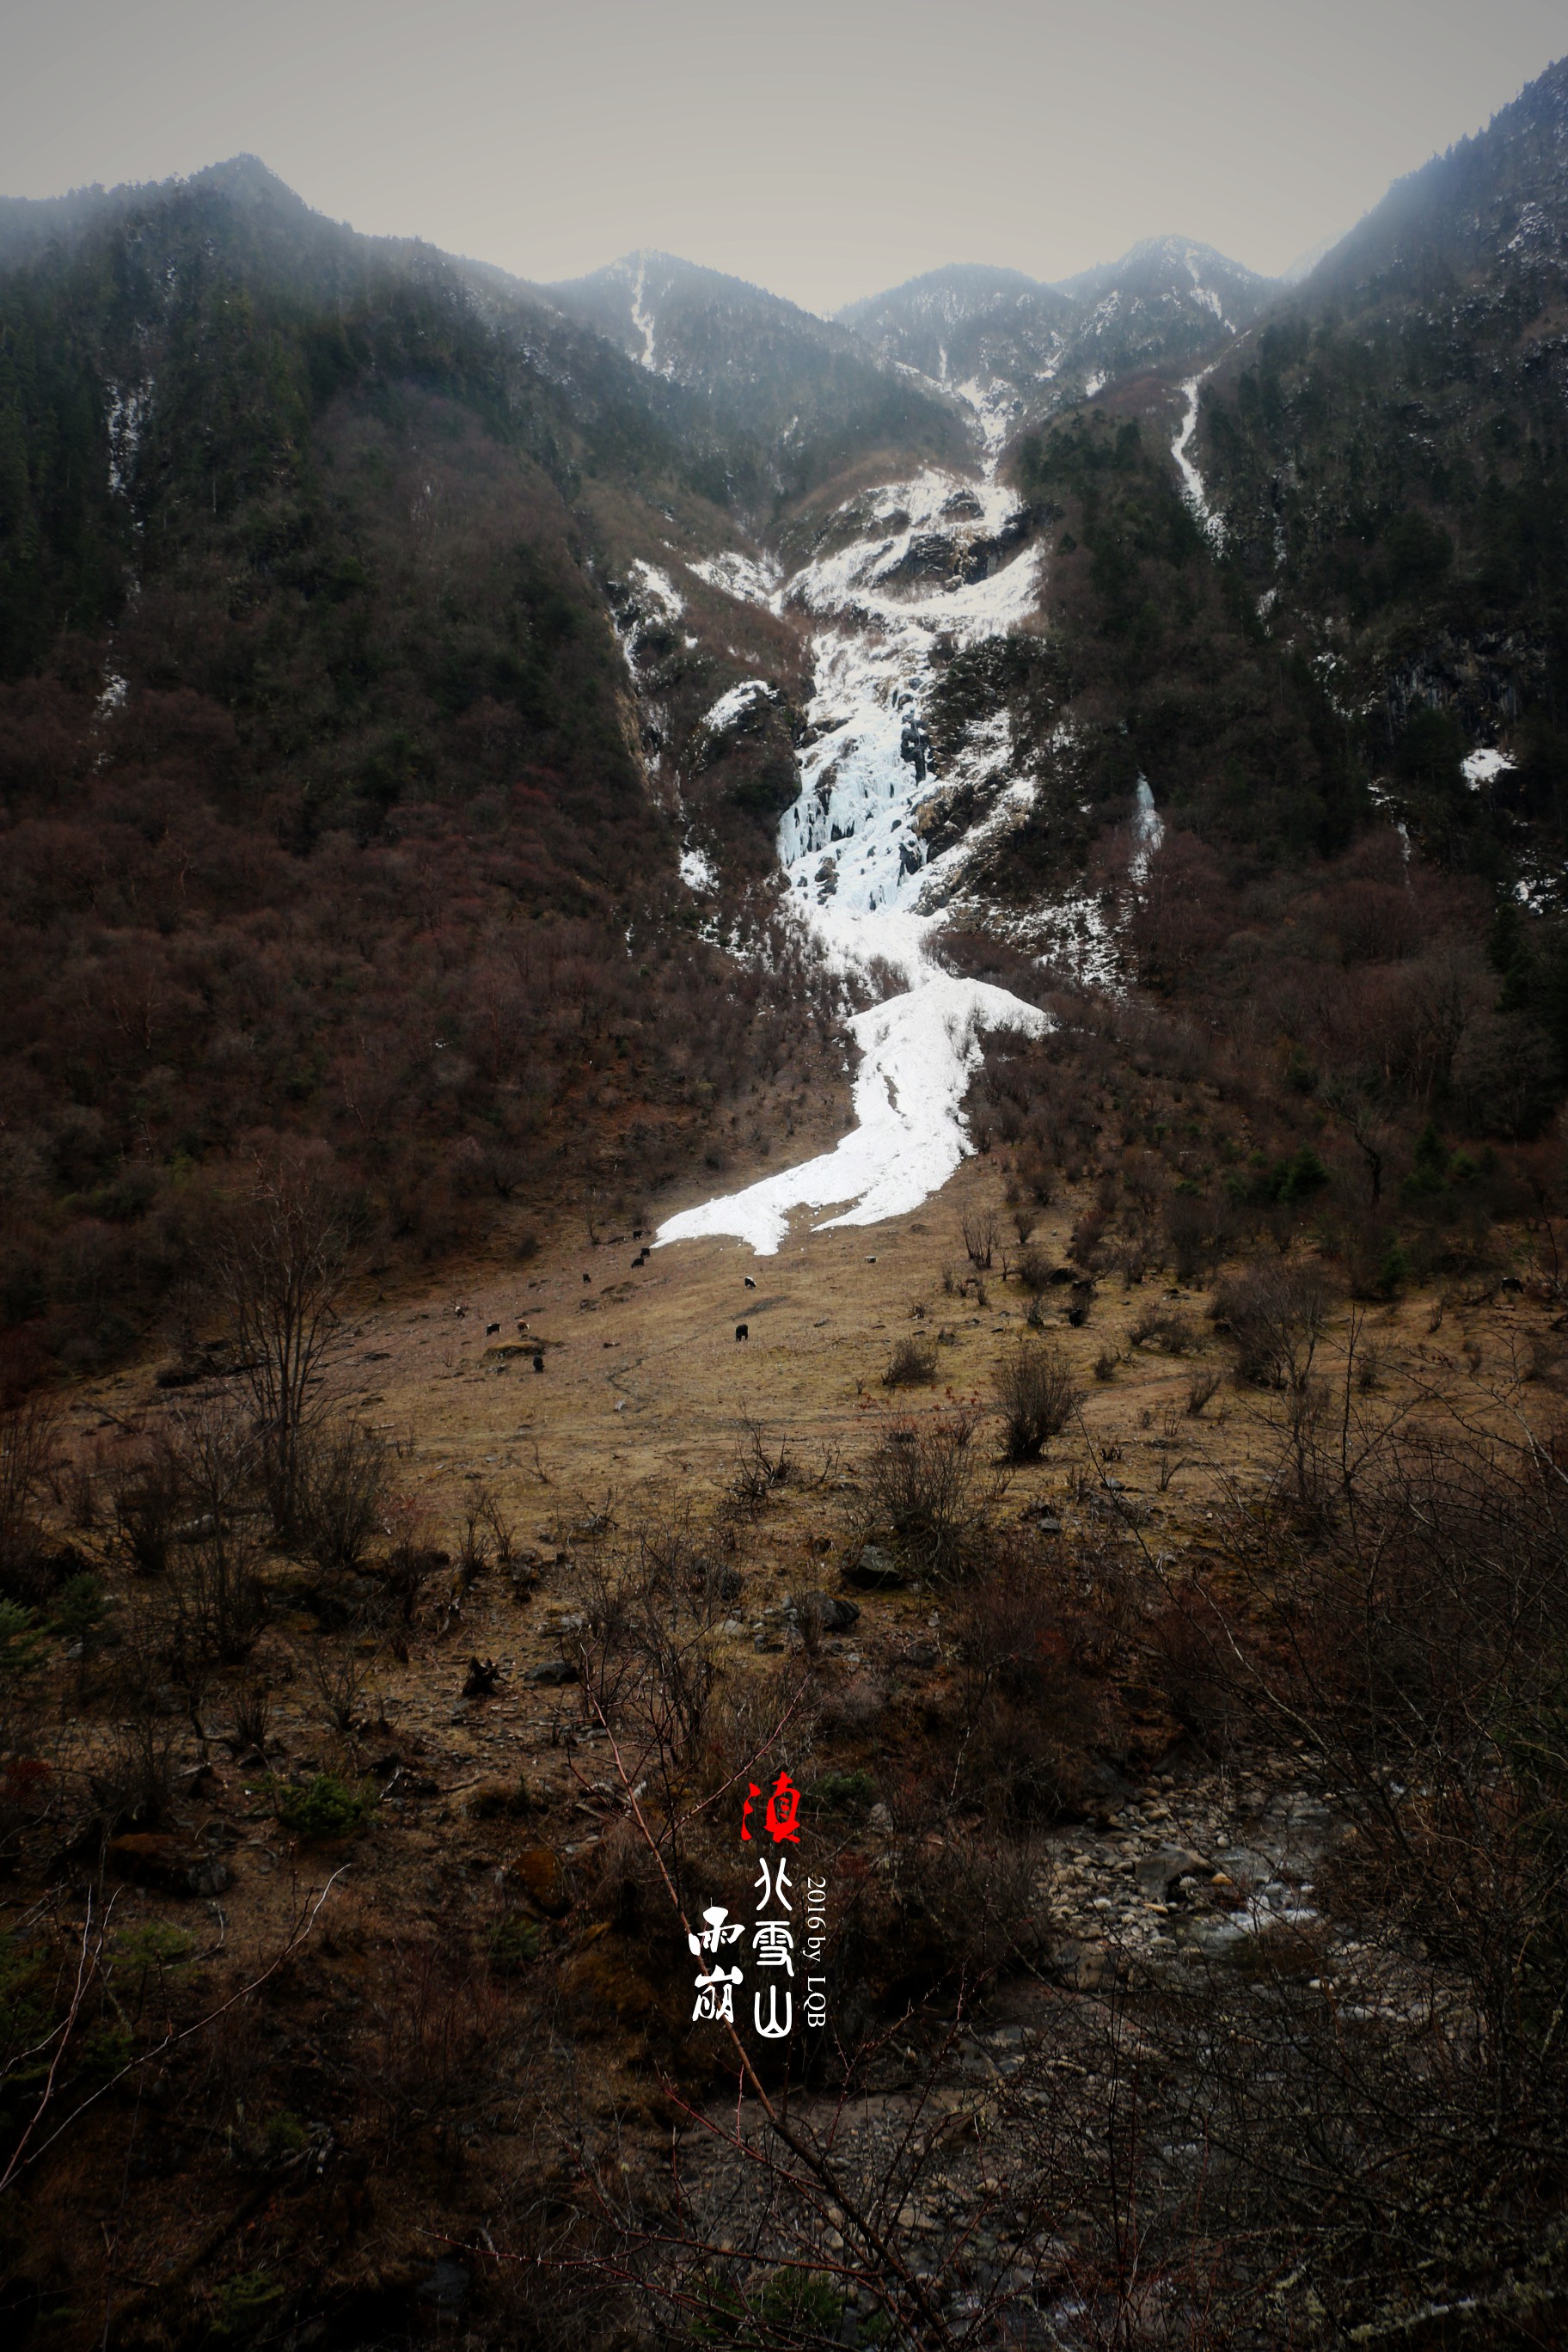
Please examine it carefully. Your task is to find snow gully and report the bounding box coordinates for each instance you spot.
[657,464,1050,1257]
[1172,375,1223,548]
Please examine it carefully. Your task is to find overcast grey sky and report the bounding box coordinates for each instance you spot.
[3,0,1563,312]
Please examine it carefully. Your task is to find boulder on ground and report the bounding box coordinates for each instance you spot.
[843,1543,906,1589]
[790,1590,861,1631]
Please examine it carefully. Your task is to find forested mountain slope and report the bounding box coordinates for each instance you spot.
[0,160,822,1370]
[830,57,1568,1216]
[548,251,964,505]
[837,264,1079,443]
[1185,58,1568,848]
[1057,236,1275,375]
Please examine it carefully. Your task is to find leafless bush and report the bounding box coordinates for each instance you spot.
[1119,1144,1167,1214]
[95,1609,186,1827]
[1185,1365,1222,1416]
[1212,1260,1334,1389]
[375,1495,447,1624]
[859,1411,1003,1582]
[835,1817,1048,2008]
[1163,1186,1231,1283]
[1129,1303,1205,1354]
[625,1514,743,1627]
[569,1513,744,1820]
[92,1708,185,1830]
[231,1679,273,1755]
[61,1449,99,1531]
[1109,1229,1151,1286]
[309,1632,380,1737]
[1068,1205,1108,1271]
[456,1498,490,1585]
[363,1935,507,2162]
[726,1419,791,1516]
[960,1204,998,1270]
[486,1488,521,1570]
[952,1555,1104,1819]
[882,1336,936,1388]
[107,1442,184,1579]
[161,1399,266,1665]
[0,1393,58,1601]
[293,1416,388,1572]
[993,1340,1081,1461]
[701,1660,812,1800]
[168,1528,266,1669]
[1013,1243,1052,1295]
[625,1506,706,1601]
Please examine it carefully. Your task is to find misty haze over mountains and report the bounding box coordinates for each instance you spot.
[542,233,1277,469]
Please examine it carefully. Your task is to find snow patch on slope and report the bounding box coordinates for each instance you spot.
[657,976,1045,1255]
[627,559,684,618]
[1130,777,1163,882]
[614,560,688,686]
[701,679,777,735]
[688,549,783,609]
[788,468,1041,640]
[629,257,660,373]
[950,375,1020,457]
[1173,377,1223,547]
[106,382,150,498]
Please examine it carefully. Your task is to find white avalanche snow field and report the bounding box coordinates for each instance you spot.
[657,974,1044,1255]
[658,460,1050,1257]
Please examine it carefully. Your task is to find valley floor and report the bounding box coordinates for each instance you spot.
[12,1136,1568,2349]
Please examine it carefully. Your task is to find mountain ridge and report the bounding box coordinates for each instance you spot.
[545,248,965,502]
[837,236,1277,453]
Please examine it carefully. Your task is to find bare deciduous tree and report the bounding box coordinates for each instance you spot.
[207,1154,354,1536]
